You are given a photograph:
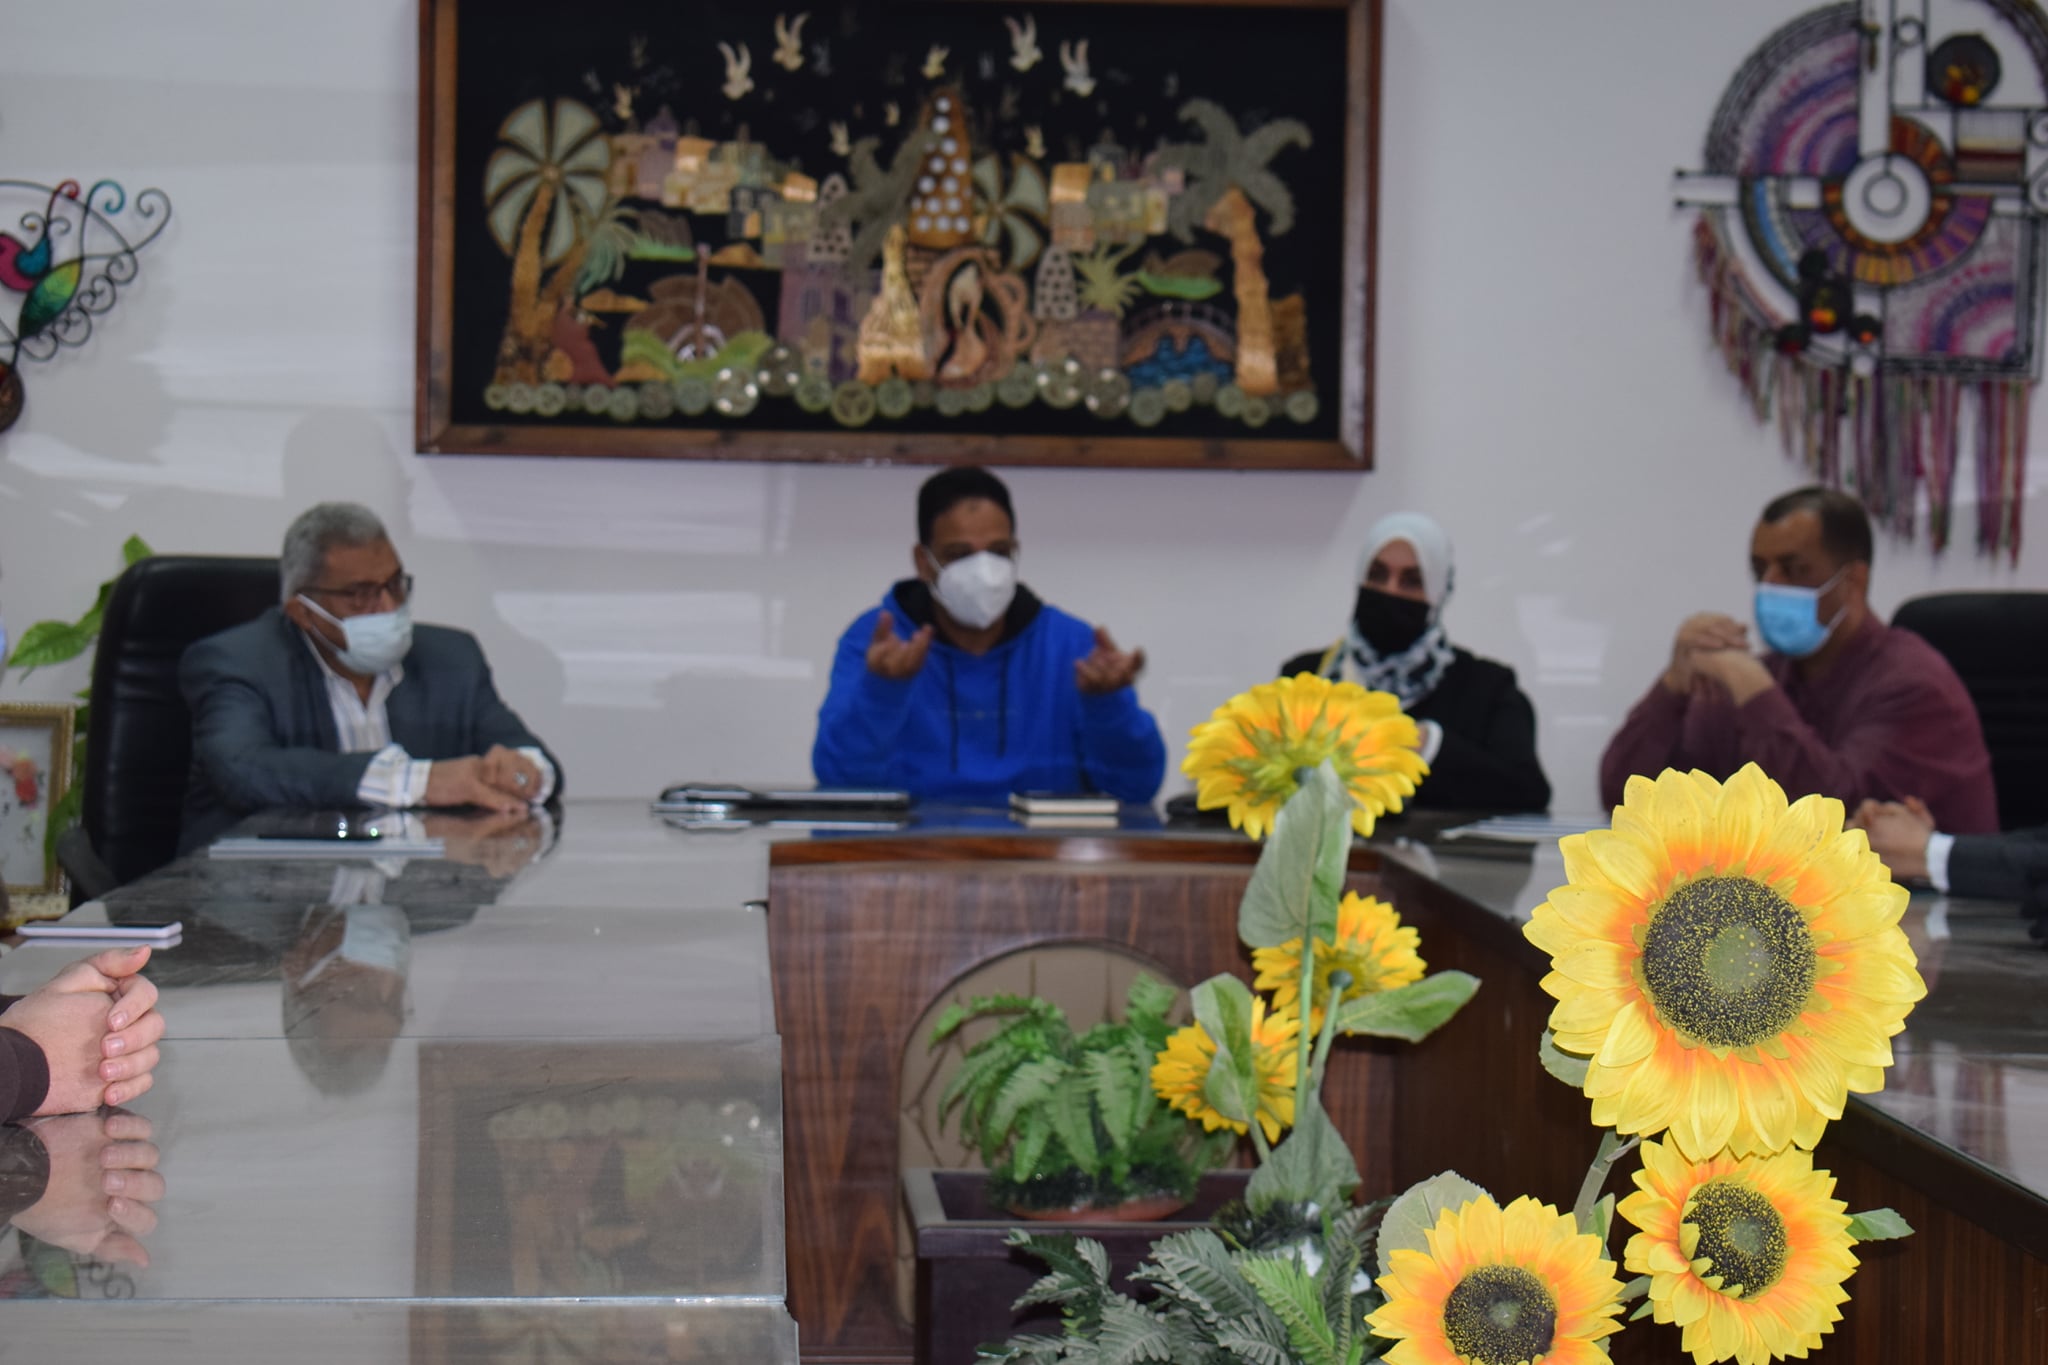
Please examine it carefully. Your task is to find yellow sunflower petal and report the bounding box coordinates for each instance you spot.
[1526,765,1921,1157]
[1370,1194,1623,1365]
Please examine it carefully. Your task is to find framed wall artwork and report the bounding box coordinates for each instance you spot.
[0,702,73,901]
[417,0,1380,469]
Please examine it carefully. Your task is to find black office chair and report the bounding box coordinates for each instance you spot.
[66,556,281,896]
[1892,592,2048,831]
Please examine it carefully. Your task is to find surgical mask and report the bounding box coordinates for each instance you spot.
[1351,587,1432,655]
[1754,569,1846,659]
[926,550,1017,630]
[299,595,414,674]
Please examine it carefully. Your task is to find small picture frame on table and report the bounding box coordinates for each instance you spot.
[0,702,75,908]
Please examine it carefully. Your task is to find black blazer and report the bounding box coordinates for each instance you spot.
[1947,825,2048,905]
[179,608,558,851]
[1280,645,1551,813]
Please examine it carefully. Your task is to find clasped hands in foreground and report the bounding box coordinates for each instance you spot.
[424,744,545,814]
[866,610,1147,695]
[2,946,166,1267]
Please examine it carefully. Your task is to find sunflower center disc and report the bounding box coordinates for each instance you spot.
[1642,876,1816,1049]
[1686,1180,1789,1299]
[1441,1264,1557,1365]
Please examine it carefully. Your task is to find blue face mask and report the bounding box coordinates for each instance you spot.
[1754,570,1846,659]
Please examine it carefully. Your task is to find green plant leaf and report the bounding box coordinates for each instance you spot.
[1582,1193,1615,1243]
[1126,973,1177,1030]
[1059,1072,1110,1174]
[1376,1171,1490,1278]
[1212,1323,1297,1365]
[973,1333,1068,1363]
[1318,1225,1362,1362]
[7,620,96,673]
[1191,975,1261,1129]
[1132,1230,1263,1326]
[986,1057,1066,1158]
[1239,762,1353,950]
[1539,1028,1591,1088]
[1847,1209,1914,1241]
[121,534,153,565]
[1247,1089,1358,1213]
[1332,972,1479,1043]
[1011,1108,1055,1183]
[1098,1296,1174,1364]
[1084,1048,1140,1153]
[1239,1256,1341,1365]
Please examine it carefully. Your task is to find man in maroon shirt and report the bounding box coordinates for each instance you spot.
[1599,487,1999,833]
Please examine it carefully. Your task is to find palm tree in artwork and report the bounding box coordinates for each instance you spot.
[484,98,612,384]
[1156,99,1310,397]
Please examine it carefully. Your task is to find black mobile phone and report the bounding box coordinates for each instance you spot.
[249,811,384,842]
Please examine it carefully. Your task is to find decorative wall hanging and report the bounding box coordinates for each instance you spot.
[0,180,172,434]
[1677,0,2048,559]
[417,0,1380,470]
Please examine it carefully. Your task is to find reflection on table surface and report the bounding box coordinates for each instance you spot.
[0,900,774,1042]
[0,1036,783,1304]
[0,1301,798,1364]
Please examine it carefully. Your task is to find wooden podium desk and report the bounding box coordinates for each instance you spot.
[766,815,2048,1365]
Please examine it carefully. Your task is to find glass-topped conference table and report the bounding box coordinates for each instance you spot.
[0,800,2040,1364]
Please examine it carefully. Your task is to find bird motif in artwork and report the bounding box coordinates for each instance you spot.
[1005,15,1043,72]
[0,182,86,346]
[719,42,755,100]
[773,13,809,72]
[829,121,851,157]
[923,45,949,80]
[1059,40,1096,97]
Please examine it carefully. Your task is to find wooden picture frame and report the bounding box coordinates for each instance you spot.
[417,0,1380,470]
[0,702,73,899]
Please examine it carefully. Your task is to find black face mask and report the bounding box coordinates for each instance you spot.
[1352,587,1432,655]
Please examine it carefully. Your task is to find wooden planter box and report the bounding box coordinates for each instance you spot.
[904,1167,1253,1365]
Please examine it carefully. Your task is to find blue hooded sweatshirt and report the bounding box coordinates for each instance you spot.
[812,579,1167,804]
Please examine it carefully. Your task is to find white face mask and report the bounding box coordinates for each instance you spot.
[299,595,414,675]
[926,549,1017,630]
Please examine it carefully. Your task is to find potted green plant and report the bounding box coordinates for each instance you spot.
[4,535,151,876]
[928,973,1230,1220]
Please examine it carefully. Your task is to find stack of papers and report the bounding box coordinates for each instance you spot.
[1437,814,1608,844]
[1009,792,1120,830]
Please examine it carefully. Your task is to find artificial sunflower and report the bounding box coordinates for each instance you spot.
[1253,891,1425,1012]
[1524,764,1925,1159]
[1619,1139,1856,1365]
[1150,996,1299,1143]
[1369,1192,1624,1365]
[1182,673,1427,839]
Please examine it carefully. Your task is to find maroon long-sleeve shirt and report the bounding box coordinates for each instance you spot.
[1599,617,2000,833]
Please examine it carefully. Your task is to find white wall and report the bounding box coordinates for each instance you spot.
[3,0,2045,809]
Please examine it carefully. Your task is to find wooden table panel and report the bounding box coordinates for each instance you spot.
[769,838,1390,1362]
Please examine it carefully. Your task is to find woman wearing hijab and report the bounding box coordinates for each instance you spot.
[1280,512,1551,812]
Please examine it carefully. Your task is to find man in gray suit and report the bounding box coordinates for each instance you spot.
[179,503,559,852]
[1854,797,2047,903]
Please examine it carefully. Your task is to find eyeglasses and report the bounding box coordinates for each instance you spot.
[304,571,413,614]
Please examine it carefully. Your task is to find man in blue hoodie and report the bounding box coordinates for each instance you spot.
[812,467,1167,805]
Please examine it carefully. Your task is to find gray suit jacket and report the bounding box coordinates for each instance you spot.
[179,609,558,852]
[1948,825,2048,903]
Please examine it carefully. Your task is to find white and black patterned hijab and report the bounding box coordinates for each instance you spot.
[1325,512,1457,708]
